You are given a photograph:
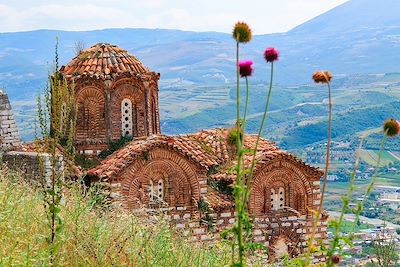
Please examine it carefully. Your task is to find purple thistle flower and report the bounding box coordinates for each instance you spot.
[263,47,279,62]
[238,60,253,77]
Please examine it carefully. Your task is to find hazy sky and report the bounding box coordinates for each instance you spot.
[0,0,348,34]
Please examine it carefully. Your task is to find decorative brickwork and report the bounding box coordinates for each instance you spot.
[130,207,327,263]
[110,78,146,139]
[88,128,327,262]
[60,43,327,262]
[58,43,160,155]
[75,86,107,141]
[118,148,203,210]
[249,158,318,216]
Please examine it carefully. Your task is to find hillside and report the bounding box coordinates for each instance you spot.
[1,0,400,145]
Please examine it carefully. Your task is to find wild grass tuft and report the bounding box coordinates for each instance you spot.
[0,167,230,266]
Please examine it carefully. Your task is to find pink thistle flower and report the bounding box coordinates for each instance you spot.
[238,60,253,77]
[263,47,279,62]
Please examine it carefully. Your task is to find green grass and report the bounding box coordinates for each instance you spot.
[328,220,372,234]
[357,149,397,166]
[0,167,231,266]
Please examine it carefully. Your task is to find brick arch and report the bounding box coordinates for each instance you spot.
[73,76,105,92]
[119,148,201,209]
[268,228,302,260]
[291,180,308,214]
[110,81,145,139]
[75,86,106,140]
[111,77,144,92]
[249,159,313,215]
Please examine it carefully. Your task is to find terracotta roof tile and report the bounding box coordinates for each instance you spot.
[88,128,322,183]
[206,189,234,211]
[59,43,154,79]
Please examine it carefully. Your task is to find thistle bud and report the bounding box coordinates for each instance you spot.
[383,118,400,137]
[232,22,252,43]
[312,71,332,84]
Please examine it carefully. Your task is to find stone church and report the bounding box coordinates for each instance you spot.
[59,43,160,156]
[58,43,327,261]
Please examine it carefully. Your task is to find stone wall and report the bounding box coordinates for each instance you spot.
[134,206,327,264]
[0,90,20,150]
[3,151,64,183]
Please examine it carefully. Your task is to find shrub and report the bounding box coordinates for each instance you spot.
[227,127,243,146]
[98,135,133,159]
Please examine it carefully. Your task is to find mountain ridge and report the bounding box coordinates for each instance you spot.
[1,0,400,143]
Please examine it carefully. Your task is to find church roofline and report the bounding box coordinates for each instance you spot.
[87,128,322,181]
[59,43,158,80]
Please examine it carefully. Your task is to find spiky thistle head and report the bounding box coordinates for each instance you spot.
[383,118,400,137]
[263,47,279,62]
[239,60,253,77]
[232,22,252,43]
[330,255,341,265]
[312,71,332,84]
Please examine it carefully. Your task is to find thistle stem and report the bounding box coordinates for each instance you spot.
[306,80,332,264]
[351,132,387,234]
[327,140,363,265]
[243,77,250,132]
[246,61,274,189]
[319,81,332,215]
[234,38,245,266]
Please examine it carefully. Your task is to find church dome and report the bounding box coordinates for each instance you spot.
[60,43,153,78]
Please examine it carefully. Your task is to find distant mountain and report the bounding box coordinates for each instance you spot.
[0,29,233,98]
[1,0,400,141]
[1,0,400,99]
[290,0,400,34]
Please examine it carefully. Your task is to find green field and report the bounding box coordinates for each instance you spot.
[324,175,400,212]
[357,149,399,166]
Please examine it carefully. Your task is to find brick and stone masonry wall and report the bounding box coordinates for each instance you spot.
[3,151,64,183]
[0,90,20,150]
[134,206,327,263]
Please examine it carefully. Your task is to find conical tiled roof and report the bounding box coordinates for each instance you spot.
[60,43,153,78]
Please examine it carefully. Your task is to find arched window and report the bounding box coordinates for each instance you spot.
[147,180,154,201]
[270,188,276,210]
[121,98,133,136]
[157,179,164,200]
[147,179,164,202]
[270,186,285,211]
